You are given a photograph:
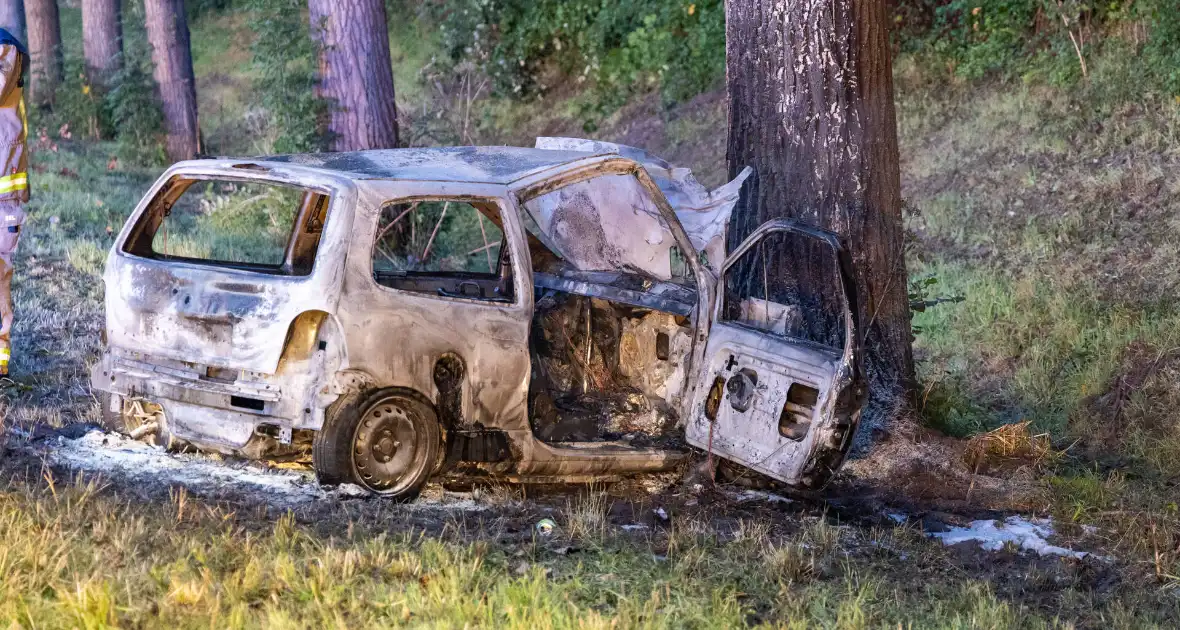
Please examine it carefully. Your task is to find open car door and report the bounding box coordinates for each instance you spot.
[684,219,865,488]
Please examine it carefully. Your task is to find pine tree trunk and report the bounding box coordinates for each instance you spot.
[308,0,399,151]
[25,0,61,107]
[144,0,199,160]
[725,0,914,424]
[82,0,122,87]
[1,0,24,41]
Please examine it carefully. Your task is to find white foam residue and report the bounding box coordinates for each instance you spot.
[930,516,1093,559]
[49,430,323,503]
[39,429,485,511]
[887,513,908,524]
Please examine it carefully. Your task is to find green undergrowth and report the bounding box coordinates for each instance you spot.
[912,262,1180,437]
[899,51,1180,575]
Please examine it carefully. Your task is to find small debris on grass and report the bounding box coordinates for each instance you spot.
[330,483,372,499]
[535,518,557,535]
[729,489,793,505]
[930,516,1101,560]
[653,506,669,522]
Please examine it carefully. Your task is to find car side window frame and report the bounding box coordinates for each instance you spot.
[365,194,525,307]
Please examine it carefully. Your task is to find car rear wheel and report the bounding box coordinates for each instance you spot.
[313,389,441,501]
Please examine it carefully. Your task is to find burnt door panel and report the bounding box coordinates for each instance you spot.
[685,219,863,488]
[336,187,535,436]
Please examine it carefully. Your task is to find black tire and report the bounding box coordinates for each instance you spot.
[313,389,441,501]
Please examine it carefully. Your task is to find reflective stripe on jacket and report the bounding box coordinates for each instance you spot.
[0,32,28,204]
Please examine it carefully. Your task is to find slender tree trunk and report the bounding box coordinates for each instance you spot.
[725,1,914,424]
[25,0,61,107]
[144,0,199,160]
[82,0,122,87]
[308,0,399,151]
[0,0,24,41]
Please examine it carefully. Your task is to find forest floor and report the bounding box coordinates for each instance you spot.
[0,9,1177,629]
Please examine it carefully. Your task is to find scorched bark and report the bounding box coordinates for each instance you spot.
[725,0,914,417]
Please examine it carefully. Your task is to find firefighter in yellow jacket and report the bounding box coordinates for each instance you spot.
[0,28,27,376]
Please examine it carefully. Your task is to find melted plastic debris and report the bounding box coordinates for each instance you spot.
[330,483,373,499]
[729,489,793,505]
[930,516,1095,559]
[36,429,485,511]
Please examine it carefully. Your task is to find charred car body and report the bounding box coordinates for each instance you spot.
[91,139,865,499]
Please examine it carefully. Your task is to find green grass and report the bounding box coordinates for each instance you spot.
[898,44,1180,586]
[4,470,1170,629]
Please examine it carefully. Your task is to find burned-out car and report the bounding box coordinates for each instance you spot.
[91,138,865,499]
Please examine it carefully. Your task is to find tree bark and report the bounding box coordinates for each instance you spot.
[82,0,122,87]
[308,0,399,151]
[144,0,199,160]
[725,1,914,421]
[24,0,61,107]
[0,0,24,41]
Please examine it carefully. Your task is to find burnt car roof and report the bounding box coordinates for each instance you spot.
[257,146,606,185]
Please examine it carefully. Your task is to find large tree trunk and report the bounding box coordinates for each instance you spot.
[25,0,61,107]
[144,0,199,160]
[725,1,914,425]
[82,0,122,87]
[1,0,24,41]
[308,0,399,151]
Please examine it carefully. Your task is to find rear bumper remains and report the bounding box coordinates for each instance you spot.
[90,349,326,452]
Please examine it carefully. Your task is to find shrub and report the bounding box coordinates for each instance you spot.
[106,51,167,165]
[423,0,725,108]
[1141,0,1180,96]
[49,59,110,141]
[899,0,1180,98]
[247,0,328,153]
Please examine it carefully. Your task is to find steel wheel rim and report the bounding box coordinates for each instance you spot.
[351,397,424,493]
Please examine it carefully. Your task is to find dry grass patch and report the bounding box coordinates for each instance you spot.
[963,421,1058,475]
[562,485,610,542]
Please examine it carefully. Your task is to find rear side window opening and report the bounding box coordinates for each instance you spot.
[370,198,516,303]
[122,176,331,276]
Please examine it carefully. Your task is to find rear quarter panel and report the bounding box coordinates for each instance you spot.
[103,161,358,375]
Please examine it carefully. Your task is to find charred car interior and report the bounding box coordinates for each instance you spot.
[91,140,865,500]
